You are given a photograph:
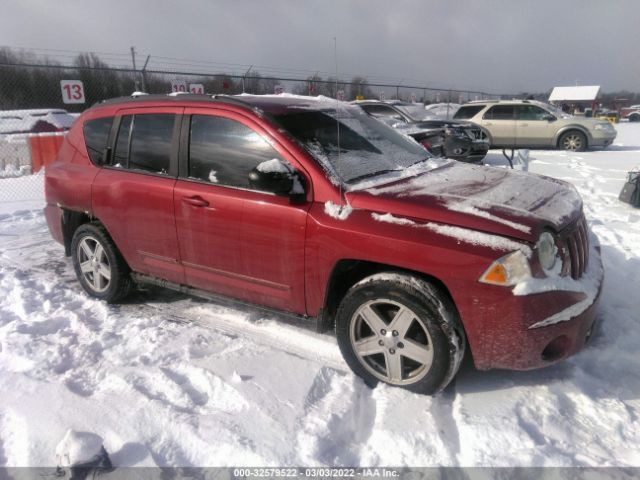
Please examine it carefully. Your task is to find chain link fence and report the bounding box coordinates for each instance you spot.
[0,61,506,207]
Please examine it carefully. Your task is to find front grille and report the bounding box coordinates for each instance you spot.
[561,217,590,280]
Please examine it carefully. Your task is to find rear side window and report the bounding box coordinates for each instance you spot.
[113,115,132,167]
[483,105,515,120]
[112,114,175,174]
[129,114,175,174]
[453,105,484,120]
[189,115,283,190]
[83,117,113,164]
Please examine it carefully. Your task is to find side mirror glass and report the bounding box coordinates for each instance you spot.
[249,159,302,196]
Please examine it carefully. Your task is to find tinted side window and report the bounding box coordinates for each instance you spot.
[189,115,283,190]
[83,117,113,164]
[515,105,548,120]
[128,114,175,174]
[483,105,515,120]
[453,105,484,120]
[113,115,132,167]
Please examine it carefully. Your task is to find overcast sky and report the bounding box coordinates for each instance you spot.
[1,0,639,94]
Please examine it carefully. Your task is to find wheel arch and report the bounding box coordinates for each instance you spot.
[554,125,592,147]
[61,209,92,256]
[320,259,460,331]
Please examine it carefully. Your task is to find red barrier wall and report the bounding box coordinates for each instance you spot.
[28,134,65,173]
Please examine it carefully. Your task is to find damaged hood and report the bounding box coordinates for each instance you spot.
[347,161,583,242]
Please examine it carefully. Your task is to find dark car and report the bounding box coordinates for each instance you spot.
[353,100,489,163]
[44,93,603,394]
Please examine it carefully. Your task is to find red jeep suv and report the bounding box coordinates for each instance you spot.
[44,94,604,394]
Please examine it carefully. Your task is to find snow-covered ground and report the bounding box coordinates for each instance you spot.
[0,124,639,468]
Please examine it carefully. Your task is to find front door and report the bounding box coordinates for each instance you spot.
[515,105,556,147]
[174,109,310,314]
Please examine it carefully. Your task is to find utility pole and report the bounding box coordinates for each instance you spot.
[141,55,150,93]
[130,46,139,91]
[242,65,253,93]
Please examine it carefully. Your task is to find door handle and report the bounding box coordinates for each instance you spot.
[181,195,210,207]
[520,123,529,127]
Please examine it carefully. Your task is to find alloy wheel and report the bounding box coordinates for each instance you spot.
[349,299,434,385]
[77,235,111,293]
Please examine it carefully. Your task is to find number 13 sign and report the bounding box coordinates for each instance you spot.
[60,80,86,104]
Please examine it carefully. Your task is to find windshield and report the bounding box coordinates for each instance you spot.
[273,105,430,184]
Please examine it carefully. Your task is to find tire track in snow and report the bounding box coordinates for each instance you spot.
[295,367,377,466]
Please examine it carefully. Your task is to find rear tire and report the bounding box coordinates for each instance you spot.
[628,113,640,122]
[559,130,587,151]
[335,272,465,394]
[71,223,133,303]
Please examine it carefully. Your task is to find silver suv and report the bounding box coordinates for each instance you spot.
[454,100,617,151]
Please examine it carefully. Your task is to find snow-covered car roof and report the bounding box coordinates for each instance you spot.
[0,109,76,134]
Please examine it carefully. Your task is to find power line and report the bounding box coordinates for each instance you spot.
[0,44,506,95]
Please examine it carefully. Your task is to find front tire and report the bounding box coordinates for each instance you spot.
[559,130,587,151]
[71,223,133,303]
[335,273,465,394]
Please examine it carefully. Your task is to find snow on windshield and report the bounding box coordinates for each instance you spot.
[274,106,431,185]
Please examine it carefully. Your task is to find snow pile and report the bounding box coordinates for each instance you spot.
[56,430,106,468]
[324,201,353,220]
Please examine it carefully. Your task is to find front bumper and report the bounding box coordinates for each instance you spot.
[590,130,617,147]
[462,245,604,371]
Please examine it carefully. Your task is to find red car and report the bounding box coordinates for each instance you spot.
[44,94,603,394]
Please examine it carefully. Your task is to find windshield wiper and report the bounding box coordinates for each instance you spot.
[347,168,402,184]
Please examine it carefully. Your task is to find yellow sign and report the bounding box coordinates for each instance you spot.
[355,95,365,101]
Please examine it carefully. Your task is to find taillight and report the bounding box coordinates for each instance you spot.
[421,141,431,150]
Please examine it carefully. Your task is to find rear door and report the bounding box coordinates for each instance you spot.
[480,105,516,147]
[174,108,310,314]
[515,105,555,147]
[92,107,185,284]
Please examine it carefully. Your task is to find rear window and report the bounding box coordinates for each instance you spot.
[83,117,113,165]
[453,105,484,120]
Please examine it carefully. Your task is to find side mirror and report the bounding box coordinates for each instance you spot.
[542,114,556,122]
[249,159,301,196]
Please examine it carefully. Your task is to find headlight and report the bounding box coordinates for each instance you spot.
[479,250,532,286]
[594,123,613,131]
[537,231,558,274]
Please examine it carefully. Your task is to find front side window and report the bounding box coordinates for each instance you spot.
[111,114,175,174]
[483,105,515,120]
[188,115,284,190]
[83,117,113,164]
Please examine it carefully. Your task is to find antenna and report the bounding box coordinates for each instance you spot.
[334,37,343,203]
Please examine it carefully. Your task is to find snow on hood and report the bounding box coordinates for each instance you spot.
[347,162,583,242]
